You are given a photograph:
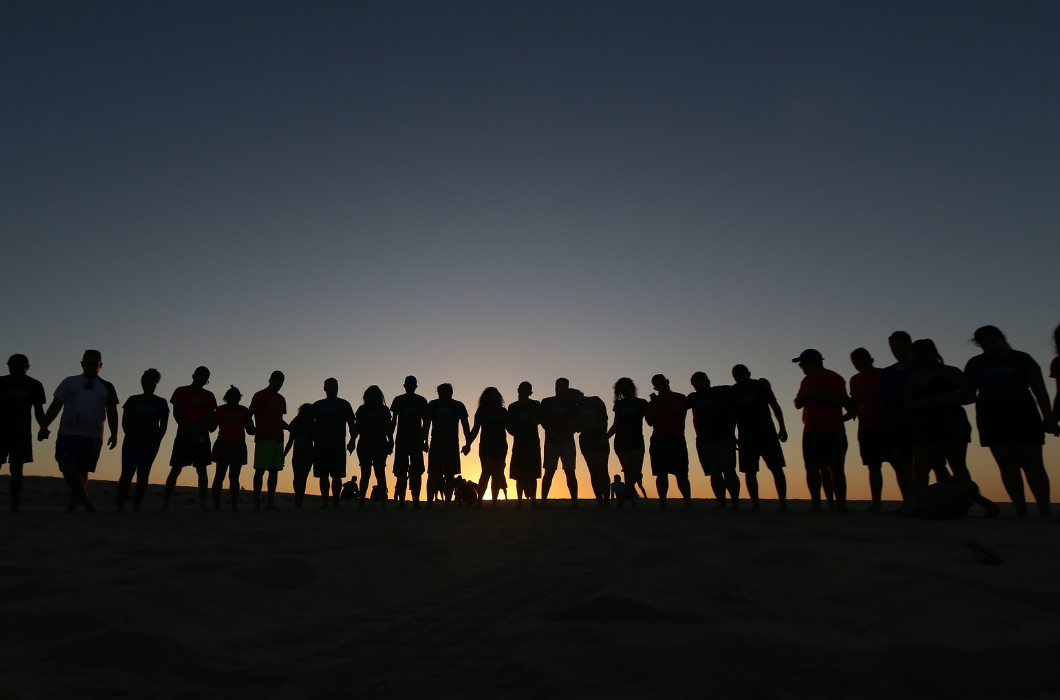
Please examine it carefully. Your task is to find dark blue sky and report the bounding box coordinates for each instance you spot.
[4,1,1058,499]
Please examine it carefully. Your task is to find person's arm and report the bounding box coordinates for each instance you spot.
[422,416,432,452]
[244,406,257,436]
[347,409,357,454]
[1027,365,1059,436]
[34,400,48,432]
[1053,373,1060,424]
[121,404,131,436]
[464,415,482,455]
[283,430,295,457]
[461,415,472,446]
[764,386,788,442]
[949,367,976,407]
[38,398,64,440]
[605,413,617,440]
[158,408,170,442]
[106,404,119,449]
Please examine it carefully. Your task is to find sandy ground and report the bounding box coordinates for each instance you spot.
[1,475,1059,700]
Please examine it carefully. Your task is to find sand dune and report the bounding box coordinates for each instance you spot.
[1,475,1059,699]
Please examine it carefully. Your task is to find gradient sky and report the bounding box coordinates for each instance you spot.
[3,1,1058,502]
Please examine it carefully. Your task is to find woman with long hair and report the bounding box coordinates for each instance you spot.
[283,403,315,508]
[463,386,508,507]
[963,326,1057,516]
[606,377,649,507]
[355,385,393,508]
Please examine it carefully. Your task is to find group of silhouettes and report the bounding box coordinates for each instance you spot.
[1,324,1058,519]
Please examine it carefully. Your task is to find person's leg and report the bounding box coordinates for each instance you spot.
[724,469,741,509]
[117,448,136,512]
[477,459,490,506]
[615,452,636,508]
[195,465,209,511]
[828,437,846,511]
[133,453,155,511]
[253,469,264,509]
[656,474,670,507]
[541,468,556,502]
[989,443,1026,515]
[745,471,760,509]
[163,466,183,511]
[890,460,912,502]
[1016,443,1051,516]
[709,473,727,508]
[293,470,307,508]
[9,463,24,512]
[805,462,823,510]
[79,470,94,511]
[867,463,883,510]
[541,442,559,502]
[771,467,787,510]
[318,476,330,507]
[562,442,578,506]
[331,474,342,506]
[676,475,693,508]
[373,462,387,508]
[213,463,230,510]
[229,465,242,510]
[820,463,835,510]
[358,463,372,507]
[266,471,278,508]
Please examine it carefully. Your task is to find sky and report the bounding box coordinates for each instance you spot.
[3,0,1058,503]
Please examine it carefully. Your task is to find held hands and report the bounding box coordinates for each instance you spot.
[778,428,788,442]
[461,444,471,456]
[37,427,50,442]
[347,439,356,455]
[107,433,118,449]
[422,438,430,453]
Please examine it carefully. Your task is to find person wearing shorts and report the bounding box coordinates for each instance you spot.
[793,349,850,512]
[687,372,739,510]
[464,386,509,507]
[645,374,692,509]
[355,385,393,508]
[606,377,648,507]
[0,354,47,511]
[390,376,428,507]
[164,366,217,511]
[506,381,542,507]
[880,331,929,484]
[731,364,788,510]
[249,371,288,510]
[573,389,611,507]
[540,378,579,506]
[38,350,119,513]
[847,348,909,511]
[213,385,250,510]
[118,368,169,512]
[313,378,356,508]
[284,403,316,508]
[422,383,470,505]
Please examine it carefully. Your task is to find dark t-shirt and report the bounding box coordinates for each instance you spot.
[122,394,169,443]
[731,379,777,440]
[577,396,609,452]
[215,404,250,444]
[506,399,541,448]
[540,395,578,444]
[0,375,47,438]
[880,363,917,429]
[426,399,468,448]
[687,386,734,442]
[963,350,1040,406]
[355,404,392,443]
[313,398,355,448]
[612,397,648,451]
[474,405,508,457]
[390,393,429,446]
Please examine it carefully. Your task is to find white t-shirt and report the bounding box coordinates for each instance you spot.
[53,375,119,438]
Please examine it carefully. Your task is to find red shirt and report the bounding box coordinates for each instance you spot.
[170,386,218,438]
[850,369,887,430]
[646,391,687,438]
[250,389,287,442]
[215,404,250,445]
[796,369,847,434]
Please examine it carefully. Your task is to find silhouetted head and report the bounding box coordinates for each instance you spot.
[972,325,1009,356]
[7,354,29,376]
[850,348,874,373]
[296,403,314,423]
[690,371,710,393]
[911,339,943,368]
[517,381,533,399]
[141,368,161,394]
[363,385,385,405]
[651,374,670,393]
[731,364,751,383]
[223,385,242,404]
[268,371,285,391]
[567,388,584,404]
[478,386,504,408]
[792,349,824,375]
[613,377,637,402]
[404,375,418,393]
[323,377,339,398]
[613,474,622,483]
[437,383,454,400]
[554,378,569,397]
[81,349,102,379]
[888,331,913,364]
[192,366,210,388]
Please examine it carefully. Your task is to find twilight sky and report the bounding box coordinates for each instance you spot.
[3,1,1058,501]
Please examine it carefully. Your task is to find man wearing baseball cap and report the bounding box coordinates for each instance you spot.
[793,349,850,511]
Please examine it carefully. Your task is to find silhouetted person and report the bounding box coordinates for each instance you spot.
[1,354,48,511]
[606,377,649,507]
[452,475,480,507]
[793,349,849,512]
[212,385,250,510]
[118,368,168,512]
[249,371,288,510]
[0,354,47,512]
[1052,324,1060,430]
[846,348,910,510]
[540,378,580,506]
[645,374,692,508]
[687,372,739,510]
[390,376,428,507]
[572,389,611,507]
[610,474,625,501]
[355,385,393,508]
[163,366,217,511]
[38,350,119,512]
[506,381,542,507]
[313,378,356,509]
[905,339,976,493]
[904,479,999,520]
[284,403,315,508]
[964,325,1057,517]
[341,476,359,501]
[880,331,937,485]
[422,383,470,505]
[730,365,787,510]
[464,387,508,507]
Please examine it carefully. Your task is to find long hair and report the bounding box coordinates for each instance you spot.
[478,386,504,408]
[972,325,1008,348]
[363,385,385,405]
[911,338,943,365]
[613,377,637,403]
